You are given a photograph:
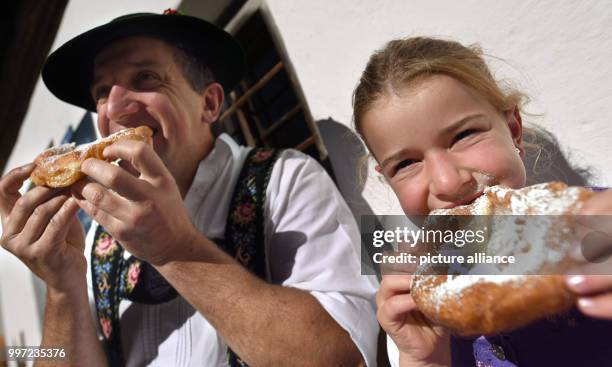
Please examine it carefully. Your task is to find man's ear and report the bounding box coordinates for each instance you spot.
[201,82,225,124]
[506,105,523,148]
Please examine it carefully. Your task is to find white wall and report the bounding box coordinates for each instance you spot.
[264,0,612,215]
[0,0,178,351]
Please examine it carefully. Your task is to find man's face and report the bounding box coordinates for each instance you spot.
[91,36,212,182]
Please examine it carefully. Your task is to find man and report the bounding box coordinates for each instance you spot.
[0,11,377,366]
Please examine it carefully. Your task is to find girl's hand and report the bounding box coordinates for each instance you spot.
[566,190,612,319]
[567,275,612,319]
[377,274,450,366]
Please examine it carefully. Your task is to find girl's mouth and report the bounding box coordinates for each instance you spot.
[441,190,485,209]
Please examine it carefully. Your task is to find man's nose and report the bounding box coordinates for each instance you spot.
[427,150,474,201]
[105,85,139,122]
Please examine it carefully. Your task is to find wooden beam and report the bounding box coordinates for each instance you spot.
[220,61,284,121]
[295,136,315,152]
[262,104,301,140]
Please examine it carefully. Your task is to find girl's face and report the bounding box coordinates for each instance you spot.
[361,74,527,215]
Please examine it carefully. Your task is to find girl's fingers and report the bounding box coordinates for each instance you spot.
[376,275,414,308]
[567,275,612,295]
[377,293,417,327]
[576,292,612,320]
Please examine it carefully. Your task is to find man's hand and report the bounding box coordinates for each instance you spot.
[0,164,85,293]
[72,140,198,265]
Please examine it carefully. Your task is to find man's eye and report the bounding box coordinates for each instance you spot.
[138,72,156,80]
[93,86,110,101]
[135,72,160,88]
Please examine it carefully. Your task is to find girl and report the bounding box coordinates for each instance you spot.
[352,37,612,366]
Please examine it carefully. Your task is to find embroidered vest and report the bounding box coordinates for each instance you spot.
[91,147,281,366]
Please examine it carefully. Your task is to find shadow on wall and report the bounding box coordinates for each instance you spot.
[317,118,381,278]
[318,119,374,223]
[523,125,595,187]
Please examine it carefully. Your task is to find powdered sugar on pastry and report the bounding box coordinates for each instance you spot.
[30,126,153,188]
[411,182,595,335]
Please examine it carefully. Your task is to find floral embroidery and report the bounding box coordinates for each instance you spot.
[95,232,117,257]
[252,149,273,163]
[92,226,144,366]
[223,148,279,367]
[101,317,113,339]
[126,262,141,292]
[225,148,277,275]
[236,247,251,265]
[232,203,256,225]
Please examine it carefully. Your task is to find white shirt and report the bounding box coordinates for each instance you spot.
[85,134,379,366]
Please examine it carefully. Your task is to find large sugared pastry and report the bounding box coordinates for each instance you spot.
[411,182,594,336]
[31,126,153,188]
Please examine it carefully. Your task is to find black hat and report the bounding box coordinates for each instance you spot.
[42,10,246,112]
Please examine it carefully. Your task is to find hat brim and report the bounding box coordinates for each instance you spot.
[42,13,245,112]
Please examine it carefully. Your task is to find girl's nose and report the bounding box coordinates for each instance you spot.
[427,150,475,201]
[105,85,139,122]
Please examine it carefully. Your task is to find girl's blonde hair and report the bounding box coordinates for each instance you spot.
[352,37,527,145]
[352,36,594,186]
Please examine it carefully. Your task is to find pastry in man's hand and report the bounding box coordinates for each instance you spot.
[30,126,153,188]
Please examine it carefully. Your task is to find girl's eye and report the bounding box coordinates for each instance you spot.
[453,129,479,145]
[393,159,419,175]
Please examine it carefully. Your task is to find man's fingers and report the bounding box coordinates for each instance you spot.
[73,195,122,236]
[0,164,35,193]
[19,194,69,245]
[3,186,60,236]
[103,140,168,183]
[38,197,81,249]
[0,163,35,215]
[79,158,149,200]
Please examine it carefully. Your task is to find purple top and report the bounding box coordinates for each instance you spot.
[451,308,612,366]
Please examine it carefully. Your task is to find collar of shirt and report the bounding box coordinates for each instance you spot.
[183,133,252,240]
